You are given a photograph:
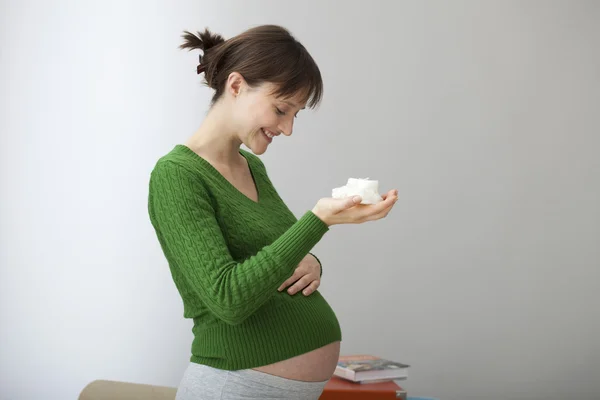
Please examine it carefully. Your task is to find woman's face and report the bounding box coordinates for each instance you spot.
[232,81,306,155]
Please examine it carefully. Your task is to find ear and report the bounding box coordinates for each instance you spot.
[226,71,246,97]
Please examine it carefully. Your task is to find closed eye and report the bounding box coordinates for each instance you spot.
[275,107,299,118]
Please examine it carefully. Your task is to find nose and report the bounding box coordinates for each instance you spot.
[278,118,294,136]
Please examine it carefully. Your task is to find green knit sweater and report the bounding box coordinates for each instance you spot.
[148,144,342,370]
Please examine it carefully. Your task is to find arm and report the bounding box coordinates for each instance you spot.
[148,161,329,325]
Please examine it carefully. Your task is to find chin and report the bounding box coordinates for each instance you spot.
[245,140,269,155]
[250,146,268,155]
[243,131,272,155]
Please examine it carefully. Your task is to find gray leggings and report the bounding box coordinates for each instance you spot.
[175,362,329,400]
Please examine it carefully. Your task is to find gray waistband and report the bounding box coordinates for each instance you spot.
[229,368,329,392]
[187,362,329,393]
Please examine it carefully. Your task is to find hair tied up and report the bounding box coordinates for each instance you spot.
[180,28,225,75]
[197,54,206,74]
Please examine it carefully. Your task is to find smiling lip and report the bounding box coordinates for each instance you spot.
[262,128,276,143]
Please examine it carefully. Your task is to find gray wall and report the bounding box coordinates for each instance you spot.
[1,1,598,399]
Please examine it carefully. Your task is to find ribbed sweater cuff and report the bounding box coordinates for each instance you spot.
[270,211,329,267]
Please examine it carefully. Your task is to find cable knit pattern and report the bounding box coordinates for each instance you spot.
[148,144,342,370]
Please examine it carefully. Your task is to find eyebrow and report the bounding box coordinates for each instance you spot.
[283,100,306,110]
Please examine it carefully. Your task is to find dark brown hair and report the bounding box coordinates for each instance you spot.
[179,25,323,108]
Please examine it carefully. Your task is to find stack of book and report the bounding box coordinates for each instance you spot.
[334,354,410,383]
[319,355,410,399]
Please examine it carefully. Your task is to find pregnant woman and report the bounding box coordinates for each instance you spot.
[148,24,398,400]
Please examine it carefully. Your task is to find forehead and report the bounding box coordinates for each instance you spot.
[259,82,307,109]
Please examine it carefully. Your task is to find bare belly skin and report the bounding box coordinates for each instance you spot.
[252,341,341,382]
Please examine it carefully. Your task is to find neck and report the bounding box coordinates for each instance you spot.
[185,101,243,165]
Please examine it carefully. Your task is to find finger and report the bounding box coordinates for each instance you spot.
[381,189,398,200]
[287,275,314,295]
[365,201,396,221]
[355,194,397,221]
[332,196,362,213]
[278,270,302,291]
[358,204,395,223]
[381,189,398,201]
[302,280,320,296]
[376,191,398,208]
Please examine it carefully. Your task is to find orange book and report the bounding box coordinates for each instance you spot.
[319,376,407,400]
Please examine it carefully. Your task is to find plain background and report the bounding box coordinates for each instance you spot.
[1,1,599,399]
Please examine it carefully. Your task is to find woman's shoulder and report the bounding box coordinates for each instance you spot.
[151,146,194,175]
[149,145,214,192]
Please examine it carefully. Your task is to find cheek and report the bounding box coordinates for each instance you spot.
[249,105,278,128]
[261,113,280,129]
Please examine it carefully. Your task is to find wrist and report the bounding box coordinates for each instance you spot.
[311,208,331,227]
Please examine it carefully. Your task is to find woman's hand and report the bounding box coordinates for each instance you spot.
[312,189,398,226]
[277,253,321,296]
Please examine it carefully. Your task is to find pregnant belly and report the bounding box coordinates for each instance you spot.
[253,340,341,382]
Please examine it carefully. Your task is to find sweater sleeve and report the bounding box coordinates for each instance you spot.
[148,160,329,325]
